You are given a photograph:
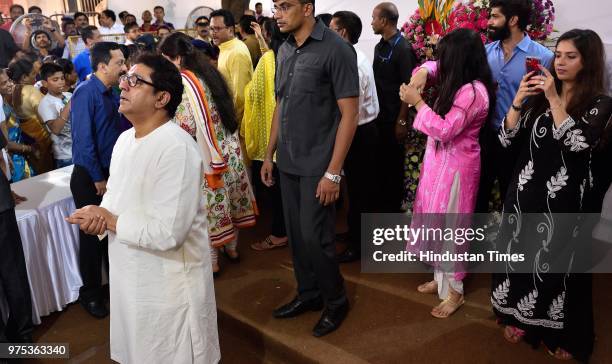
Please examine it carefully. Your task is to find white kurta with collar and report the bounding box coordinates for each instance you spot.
[100,121,220,364]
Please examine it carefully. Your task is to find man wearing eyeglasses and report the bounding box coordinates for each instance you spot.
[195,16,212,43]
[261,0,359,338]
[69,41,127,319]
[210,9,253,138]
[371,2,417,213]
[67,54,220,364]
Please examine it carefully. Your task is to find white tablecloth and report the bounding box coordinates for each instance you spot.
[1,166,82,325]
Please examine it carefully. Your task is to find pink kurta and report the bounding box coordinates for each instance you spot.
[412,81,489,214]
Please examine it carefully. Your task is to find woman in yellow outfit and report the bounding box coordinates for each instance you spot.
[243,19,290,251]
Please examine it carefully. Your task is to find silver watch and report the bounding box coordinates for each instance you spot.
[324,172,341,184]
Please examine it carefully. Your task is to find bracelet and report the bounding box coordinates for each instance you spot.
[550,102,564,110]
[414,99,424,108]
[511,103,522,112]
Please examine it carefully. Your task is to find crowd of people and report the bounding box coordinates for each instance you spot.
[0,0,611,363]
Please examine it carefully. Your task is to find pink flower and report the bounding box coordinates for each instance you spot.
[415,25,423,33]
[478,18,488,29]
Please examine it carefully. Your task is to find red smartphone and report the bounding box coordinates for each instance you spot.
[525,56,542,74]
[525,56,542,92]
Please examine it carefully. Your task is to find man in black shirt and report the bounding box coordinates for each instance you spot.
[262,0,359,338]
[371,2,417,212]
[0,129,33,344]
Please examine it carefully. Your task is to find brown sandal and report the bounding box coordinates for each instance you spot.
[250,236,288,251]
[430,295,465,318]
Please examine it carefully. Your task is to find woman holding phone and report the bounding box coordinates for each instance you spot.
[491,29,612,362]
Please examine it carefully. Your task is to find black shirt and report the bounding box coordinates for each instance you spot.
[0,131,14,213]
[0,29,19,68]
[373,31,418,124]
[275,19,359,176]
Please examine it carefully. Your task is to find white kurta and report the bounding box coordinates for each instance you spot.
[100,122,220,364]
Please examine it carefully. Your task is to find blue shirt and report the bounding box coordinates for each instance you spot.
[73,48,92,82]
[486,35,553,129]
[71,75,121,182]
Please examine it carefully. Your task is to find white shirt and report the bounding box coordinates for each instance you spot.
[38,92,73,160]
[63,38,86,60]
[355,46,380,126]
[100,122,220,364]
[98,22,126,43]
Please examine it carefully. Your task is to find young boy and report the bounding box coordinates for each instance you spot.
[37,63,73,168]
[124,22,141,45]
[55,58,78,93]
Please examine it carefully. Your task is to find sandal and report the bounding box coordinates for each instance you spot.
[503,325,525,344]
[417,280,438,294]
[250,236,288,251]
[547,347,573,361]
[430,295,465,318]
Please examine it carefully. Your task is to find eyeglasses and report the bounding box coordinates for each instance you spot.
[271,3,297,15]
[196,22,209,27]
[210,26,228,33]
[119,73,155,88]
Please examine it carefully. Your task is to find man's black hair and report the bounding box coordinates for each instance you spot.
[332,11,362,45]
[81,25,98,44]
[28,6,42,13]
[210,9,236,27]
[490,0,532,31]
[133,54,184,118]
[90,41,121,72]
[100,10,117,23]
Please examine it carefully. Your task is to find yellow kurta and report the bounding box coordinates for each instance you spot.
[217,37,253,125]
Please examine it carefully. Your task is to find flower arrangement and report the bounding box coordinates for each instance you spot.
[402,0,556,62]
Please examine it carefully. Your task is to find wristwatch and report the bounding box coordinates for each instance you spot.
[324,172,341,184]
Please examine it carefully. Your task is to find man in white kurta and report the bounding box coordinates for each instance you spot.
[67,55,220,363]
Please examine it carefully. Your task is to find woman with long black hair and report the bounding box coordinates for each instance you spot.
[491,29,612,362]
[159,33,257,276]
[400,28,496,318]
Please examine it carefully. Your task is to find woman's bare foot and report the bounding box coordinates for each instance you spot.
[417,280,438,294]
[552,348,573,361]
[503,325,525,344]
[431,288,464,318]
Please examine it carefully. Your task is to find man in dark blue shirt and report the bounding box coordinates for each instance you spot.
[70,41,126,318]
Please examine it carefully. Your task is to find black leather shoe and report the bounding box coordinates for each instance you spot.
[312,301,349,337]
[80,299,109,319]
[273,296,324,319]
[337,248,361,263]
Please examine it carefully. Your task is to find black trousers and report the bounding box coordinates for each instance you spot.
[375,122,405,213]
[70,165,108,303]
[475,127,515,213]
[279,171,346,308]
[344,122,379,252]
[251,161,286,238]
[0,208,33,342]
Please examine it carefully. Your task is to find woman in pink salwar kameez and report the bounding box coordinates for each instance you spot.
[400,28,496,318]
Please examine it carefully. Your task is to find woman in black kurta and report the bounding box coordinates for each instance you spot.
[490,29,612,363]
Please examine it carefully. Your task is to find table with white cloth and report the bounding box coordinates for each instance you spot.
[0,166,82,325]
